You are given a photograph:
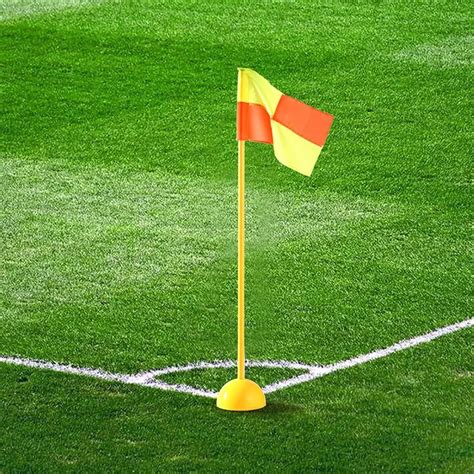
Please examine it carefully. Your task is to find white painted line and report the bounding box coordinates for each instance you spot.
[0,356,218,398]
[326,317,474,373]
[264,317,474,393]
[1,318,472,398]
[0,356,126,383]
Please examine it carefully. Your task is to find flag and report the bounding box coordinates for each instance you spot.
[237,68,334,176]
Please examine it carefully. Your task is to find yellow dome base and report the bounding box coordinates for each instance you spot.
[216,378,266,411]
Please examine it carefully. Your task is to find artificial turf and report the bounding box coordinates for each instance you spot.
[1,0,473,471]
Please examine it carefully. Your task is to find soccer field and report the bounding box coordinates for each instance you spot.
[1,0,473,471]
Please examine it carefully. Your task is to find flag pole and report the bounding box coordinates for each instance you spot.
[237,139,245,380]
[216,68,266,411]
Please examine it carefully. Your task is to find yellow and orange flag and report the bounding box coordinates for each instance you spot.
[237,68,334,176]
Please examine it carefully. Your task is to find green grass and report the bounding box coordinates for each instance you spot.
[1,0,473,471]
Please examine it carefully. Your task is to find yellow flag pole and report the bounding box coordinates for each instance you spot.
[237,139,246,380]
[216,68,266,411]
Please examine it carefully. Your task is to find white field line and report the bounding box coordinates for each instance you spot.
[263,317,474,394]
[0,355,217,398]
[1,318,472,399]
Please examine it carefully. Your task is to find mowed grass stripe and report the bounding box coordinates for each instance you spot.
[1,157,470,371]
[1,157,395,370]
[0,0,104,21]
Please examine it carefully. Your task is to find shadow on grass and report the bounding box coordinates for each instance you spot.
[215,402,304,417]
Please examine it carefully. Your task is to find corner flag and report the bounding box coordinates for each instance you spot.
[216,69,334,412]
[237,68,334,176]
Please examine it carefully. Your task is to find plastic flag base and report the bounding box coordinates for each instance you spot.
[216,378,266,411]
